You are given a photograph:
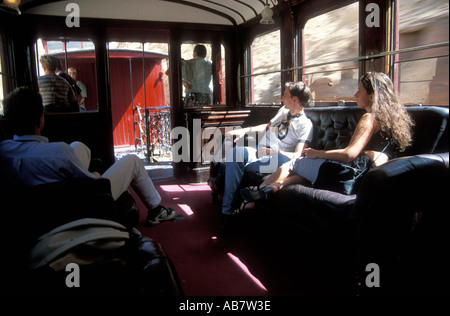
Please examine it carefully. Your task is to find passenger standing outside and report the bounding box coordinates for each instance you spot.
[38,55,72,112]
[69,67,88,111]
[54,58,80,112]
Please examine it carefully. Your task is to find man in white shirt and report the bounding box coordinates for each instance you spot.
[221,82,313,217]
[69,67,88,111]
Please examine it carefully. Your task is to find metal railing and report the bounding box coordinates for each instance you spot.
[134,105,172,162]
[242,42,449,78]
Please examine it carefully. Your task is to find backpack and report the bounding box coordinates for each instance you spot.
[27,218,183,295]
[30,218,130,271]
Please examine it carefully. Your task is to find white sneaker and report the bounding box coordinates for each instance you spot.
[146,206,176,225]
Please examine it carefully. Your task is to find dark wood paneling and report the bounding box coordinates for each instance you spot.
[42,112,115,170]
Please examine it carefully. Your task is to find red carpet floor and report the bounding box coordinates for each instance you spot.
[132,179,272,296]
[130,178,352,296]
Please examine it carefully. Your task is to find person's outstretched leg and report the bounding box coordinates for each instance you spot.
[70,141,91,170]
[102,154,174,224]
[258,160,292,188]
[221,146,258,215]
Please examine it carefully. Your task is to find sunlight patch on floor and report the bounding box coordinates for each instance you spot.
[160,184,210,192]
[160,185,185,192]
[178,204,194,216]
[179,184,211,191]
[227,253,268,292]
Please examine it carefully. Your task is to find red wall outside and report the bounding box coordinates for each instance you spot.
[58,52,166,148]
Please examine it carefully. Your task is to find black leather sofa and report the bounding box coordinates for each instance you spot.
[210,106,448,204]
[265,106,449,295]
[209,105,449,295]
[264,106,448,225]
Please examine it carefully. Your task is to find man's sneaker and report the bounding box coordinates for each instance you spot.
[146,206,176,225]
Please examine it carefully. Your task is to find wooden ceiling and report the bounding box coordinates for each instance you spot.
[18,0,284,26]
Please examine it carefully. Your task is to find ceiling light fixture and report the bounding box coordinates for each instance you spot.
[260,1,274,25]
[0,0,21,15]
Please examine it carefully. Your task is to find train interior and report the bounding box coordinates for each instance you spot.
[0,0,449,297]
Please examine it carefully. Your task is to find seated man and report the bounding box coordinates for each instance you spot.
[0,87,174,225]
[221,82,313,218]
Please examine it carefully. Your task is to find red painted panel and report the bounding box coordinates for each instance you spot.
[55,51,167,148]
[110,59,133,147]
[110,57,166,147]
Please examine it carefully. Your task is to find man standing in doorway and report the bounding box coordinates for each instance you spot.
[182,44,213,106]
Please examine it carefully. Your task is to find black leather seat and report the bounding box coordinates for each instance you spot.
[1,177,183,296]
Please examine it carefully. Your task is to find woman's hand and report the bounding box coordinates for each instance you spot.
[302,147,320,159]
[364,150,389,166]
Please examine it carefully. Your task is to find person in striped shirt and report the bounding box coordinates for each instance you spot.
[38,55,73,112]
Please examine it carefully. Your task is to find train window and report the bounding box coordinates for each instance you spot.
[35,38,98,112]
[181,43,214,106]
[396,0,449,106]
[303,2,359,103]
[246,30,281,105]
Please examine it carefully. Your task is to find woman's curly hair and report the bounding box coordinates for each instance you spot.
[361,72,414,151]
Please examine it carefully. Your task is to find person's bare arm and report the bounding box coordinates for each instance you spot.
[225,123,269,143]
[303,113,379,164]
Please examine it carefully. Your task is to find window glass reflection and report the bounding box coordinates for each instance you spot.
[304,2,359,103]
[397,0,449,105]
[250,30,281,105]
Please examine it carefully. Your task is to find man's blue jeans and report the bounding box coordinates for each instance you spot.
[221,146,290,215]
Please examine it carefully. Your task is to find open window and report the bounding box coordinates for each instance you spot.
[180,42,226,107]
[35,38,98,112]
[181,42,213,106]
[107,41,171,161]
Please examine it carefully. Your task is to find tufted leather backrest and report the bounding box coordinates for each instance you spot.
[304,106,449,156]
[304,107,365,151]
